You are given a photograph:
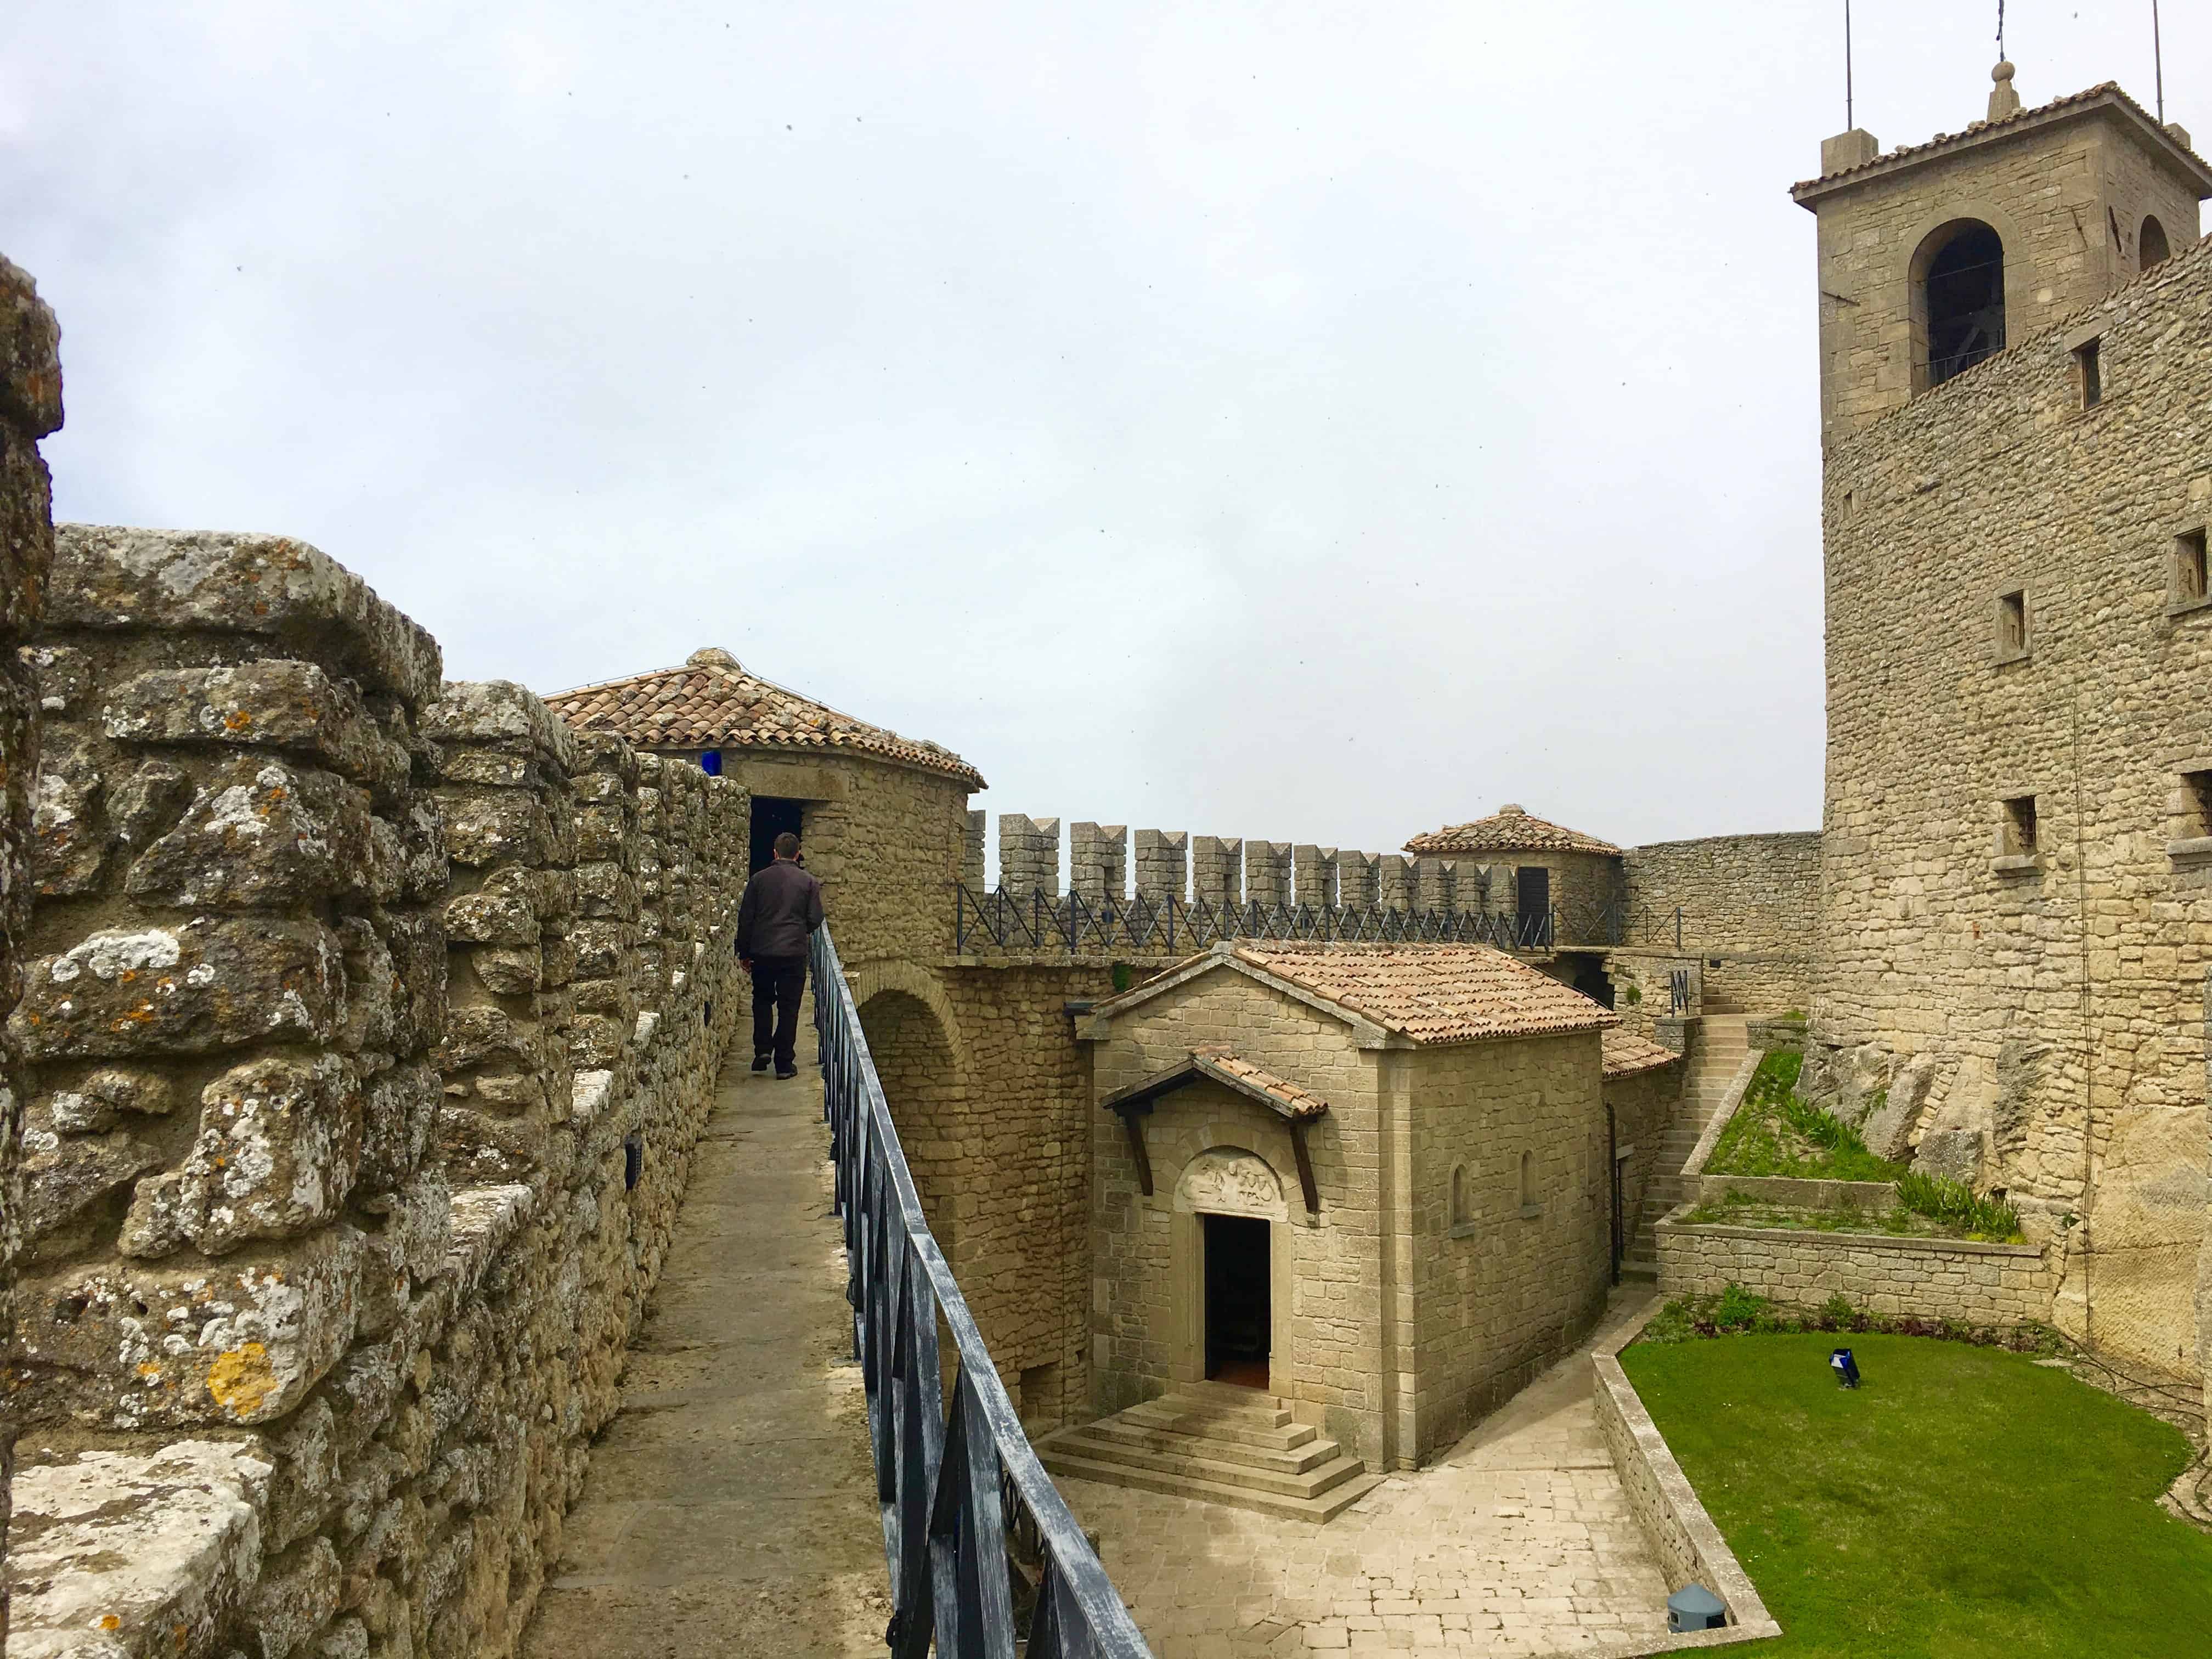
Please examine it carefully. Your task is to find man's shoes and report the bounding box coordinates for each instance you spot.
[776,1066,799,1080]
[751,1055,771,1073]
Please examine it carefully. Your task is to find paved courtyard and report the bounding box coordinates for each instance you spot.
[1059,1291,1673,1658]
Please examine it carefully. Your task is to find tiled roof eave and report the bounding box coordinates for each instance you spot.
[1791,83,2212,205]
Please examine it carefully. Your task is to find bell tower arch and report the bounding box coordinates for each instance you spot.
[1793,63,2211,447]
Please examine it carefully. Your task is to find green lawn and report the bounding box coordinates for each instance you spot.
[1622,1332,2212,1658]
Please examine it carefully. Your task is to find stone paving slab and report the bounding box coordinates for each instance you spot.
[1060,1293,1673,1657]
[520,1011,891,1658]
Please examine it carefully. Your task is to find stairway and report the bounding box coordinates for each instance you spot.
[1039,1382,1383,1522]
[1621,1014,1754,1282]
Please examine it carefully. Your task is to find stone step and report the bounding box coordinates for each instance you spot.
[1039,1429,1367,1500]
[1117,1401,1319,1452]
[1077,1416,1335,1472]
[1039,1446,1384,1523]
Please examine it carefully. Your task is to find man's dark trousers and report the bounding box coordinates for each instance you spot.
[751,955,807,1072]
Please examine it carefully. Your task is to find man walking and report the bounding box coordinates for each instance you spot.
[736,831,823,1078]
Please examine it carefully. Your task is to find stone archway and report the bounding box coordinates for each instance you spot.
[857,986,963,1256]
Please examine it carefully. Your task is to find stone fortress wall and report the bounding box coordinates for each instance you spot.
[4,518,749,1658]
[1620,832,1822,1015]
[1815,230,2212,1387]
[0,255,63,1645]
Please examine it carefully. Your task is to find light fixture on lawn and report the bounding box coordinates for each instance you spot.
[1830,1347,1861,1388]
[1666,1583,1727,1632]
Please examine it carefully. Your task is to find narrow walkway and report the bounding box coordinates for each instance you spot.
[521,1007,888,1658]
[1057,1289,1673,1657]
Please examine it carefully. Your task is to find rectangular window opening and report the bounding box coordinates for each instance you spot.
[2175,528,2209,609]
[2182,770,2212,840]
[2001,795,2039,857]
[2073,337,2102,409]
[1996,590,2027,657]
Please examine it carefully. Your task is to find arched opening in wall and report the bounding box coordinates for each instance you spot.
[1518,1150,1534,1213]
[1450,1164,1470,1229]
[857,989,962,1256]
[1912,220,2006,389]
[2141,215,2171,270]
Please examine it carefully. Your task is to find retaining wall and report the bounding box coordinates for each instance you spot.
[4,526,748,1659]
[1658,1210,2051,1324]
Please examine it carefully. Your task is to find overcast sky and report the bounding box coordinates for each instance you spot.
[7,2,2200,860]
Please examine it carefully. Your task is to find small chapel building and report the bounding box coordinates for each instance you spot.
[1076,943,1621,1471]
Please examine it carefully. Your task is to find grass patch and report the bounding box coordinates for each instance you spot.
[1702,1052,1906,1183]
[1896,1170,2023,1241]
[1622,1329,2211,1657]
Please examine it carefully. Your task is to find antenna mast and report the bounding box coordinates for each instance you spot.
[1846,0,1855,130]
[2154,0,2165,123]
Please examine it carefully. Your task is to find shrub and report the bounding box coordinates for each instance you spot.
[1897,1171,2024,1242]
[1713,1282,1768,1332]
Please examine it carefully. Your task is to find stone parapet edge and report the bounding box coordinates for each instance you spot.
[1680,1048,1764,1178]
[1658,1212,2044,1259]
[1588,1300,1782,1655]
[1694,1175,1898,1209]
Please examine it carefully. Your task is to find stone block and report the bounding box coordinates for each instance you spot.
[122,1053,364,1257]
[31,730,109,896]
[421,679,579,772]
[1,252,64,437]
[4,1441,274,1659]
[1863,1049,1938,1161]
[1914,1127,1987,1187]
[103,661,409,797]
[13,915,347,1058]
[439,788,556,869]
[19,1122,166,1246]
[10,1226,366,1428]
[358,1063,441,1196]
[46,1065,179,1132]
[443,889,538,946]
[53,524,443,703]
[126,759,380,910]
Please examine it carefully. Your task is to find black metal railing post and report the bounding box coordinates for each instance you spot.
[811,925,1153,1657]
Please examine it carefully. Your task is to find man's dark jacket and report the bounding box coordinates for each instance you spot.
[737,859,824,960]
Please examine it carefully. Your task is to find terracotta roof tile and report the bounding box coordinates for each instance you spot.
[1229,944,1613,1044]
[1792,81,2212,195]
[1403,804,1621,857]
[542,647,984,788]
[1189,1046,1332,1119]
[1601,1029,1681,1079]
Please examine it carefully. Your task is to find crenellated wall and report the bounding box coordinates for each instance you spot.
[0,253,61,1648]
[4,526,747,1659]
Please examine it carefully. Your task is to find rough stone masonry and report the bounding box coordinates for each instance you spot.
[2,514,749,1655]
[0,253,63,1650]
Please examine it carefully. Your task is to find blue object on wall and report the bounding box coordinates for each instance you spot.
[699,749,722,776]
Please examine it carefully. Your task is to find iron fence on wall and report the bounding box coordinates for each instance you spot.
[950,884,1677,956]
[812,923,1154,1658]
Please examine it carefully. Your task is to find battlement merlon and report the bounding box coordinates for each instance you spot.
[1192,836,1244,910]
[1293,844,1339,910]
[998,812,1061,898]
[1245,840,1292,910]
[1071,822,1128,902]
[1134,828,1188,902]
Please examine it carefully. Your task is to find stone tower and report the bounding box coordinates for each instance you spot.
[1792,65,2212,447]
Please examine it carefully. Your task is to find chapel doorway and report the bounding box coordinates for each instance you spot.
[1203,1214,1271,1387]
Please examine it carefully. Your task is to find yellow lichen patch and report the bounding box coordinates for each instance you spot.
[100,1615,120,1631]
[205,1342,278,1418]
[136,1361,162,1378]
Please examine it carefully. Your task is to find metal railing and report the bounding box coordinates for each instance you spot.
[812,923,1153,1657]
[951,885,1672,956]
